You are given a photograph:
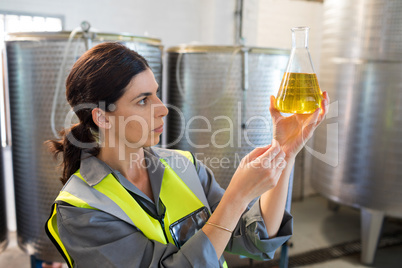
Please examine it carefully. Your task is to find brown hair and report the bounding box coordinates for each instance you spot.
[46,42,149,184]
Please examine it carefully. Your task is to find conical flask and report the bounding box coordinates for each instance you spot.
[276,27,323,114]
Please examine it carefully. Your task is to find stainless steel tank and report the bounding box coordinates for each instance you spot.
[5,31,163,261]
[166,45,289,189]
[0,141,7,253]
[311,0,402,264]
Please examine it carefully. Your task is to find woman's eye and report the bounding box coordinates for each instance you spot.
[138,98,147,105]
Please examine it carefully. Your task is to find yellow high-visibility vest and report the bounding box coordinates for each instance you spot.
[45,150,228,268]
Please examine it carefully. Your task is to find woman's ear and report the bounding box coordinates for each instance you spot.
[92,108,111,129]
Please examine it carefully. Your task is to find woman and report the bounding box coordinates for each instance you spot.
[46,42,329,268]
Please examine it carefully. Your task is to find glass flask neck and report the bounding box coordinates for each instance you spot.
[292,27,309,48]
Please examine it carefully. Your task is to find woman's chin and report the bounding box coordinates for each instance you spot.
[148,136,161,147]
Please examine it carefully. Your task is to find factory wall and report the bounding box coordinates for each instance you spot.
[0,0,236,48]
[244,0,323,74]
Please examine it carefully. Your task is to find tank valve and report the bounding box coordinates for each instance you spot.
[80,21,93,50]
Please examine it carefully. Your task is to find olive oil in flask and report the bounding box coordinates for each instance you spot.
[276,27,323,114]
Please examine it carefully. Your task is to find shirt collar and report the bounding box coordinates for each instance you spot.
[144,147,166,205]
[79,147,166,202]
[79,150,112,186]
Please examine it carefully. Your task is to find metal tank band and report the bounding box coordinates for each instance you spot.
[166,45,289,55]
[7,31,162,46]
[5,31,163,261]
[166,45,289,189]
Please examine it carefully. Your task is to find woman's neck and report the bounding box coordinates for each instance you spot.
[97,145,147,183]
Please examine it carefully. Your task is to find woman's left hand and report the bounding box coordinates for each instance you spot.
[269,91,330,159]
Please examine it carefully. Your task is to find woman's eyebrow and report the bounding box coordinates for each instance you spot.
[131,92,152,101]
[131,86,159,101]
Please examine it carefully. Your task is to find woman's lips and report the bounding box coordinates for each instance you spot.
[153,125,164,133]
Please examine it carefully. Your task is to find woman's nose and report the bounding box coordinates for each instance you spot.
[154,98,169,118]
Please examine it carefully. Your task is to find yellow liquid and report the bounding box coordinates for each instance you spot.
[275,72,323,114]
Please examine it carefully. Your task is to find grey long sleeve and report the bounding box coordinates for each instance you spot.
[56,155,292,267]
[194,158,293,260]
[57,204,219,268]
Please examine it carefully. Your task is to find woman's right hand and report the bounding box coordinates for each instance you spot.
[226,139,287,206]
[202,139,286,259]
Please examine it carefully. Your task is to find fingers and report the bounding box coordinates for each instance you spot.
[320,91,330,115]
[255,139,287,169]
[317,91,330,123]
[306,91,329,126]
[269,95,282,122]
[258,139,280,163]
[231,139,287,199]
[242,144,271,165]
[301,91,330,142]
[323,91,330,104]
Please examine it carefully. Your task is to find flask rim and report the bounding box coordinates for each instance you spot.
[291,26,310,32]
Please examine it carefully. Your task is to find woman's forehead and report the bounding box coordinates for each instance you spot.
[124,69,158,96]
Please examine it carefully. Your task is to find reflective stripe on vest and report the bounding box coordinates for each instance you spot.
[46,150,209,267]
[46,204,74,267]
[45,191,97,267]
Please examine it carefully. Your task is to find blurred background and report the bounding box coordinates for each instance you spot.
[0,0,401,267]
